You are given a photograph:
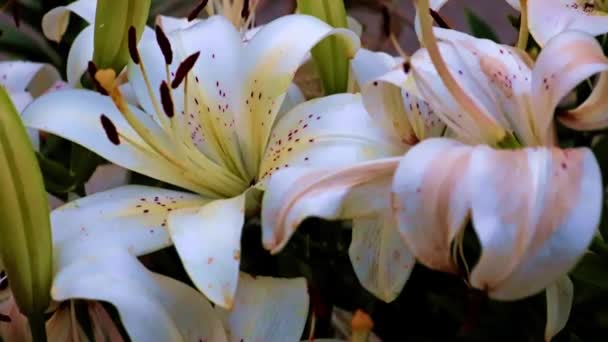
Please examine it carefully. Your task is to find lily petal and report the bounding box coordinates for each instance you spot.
[529,0,608,46]
[167,192,247,309]
[66,26,94,86]
[534,32,608,132]
[392,138,472,273]
[261,159,413,302]
[349,209,414,302]
[416,28,536,145]
[52,185,207,265]
[0,61,60,93]
[130,16,245,173]
[259,94,399,182]
[52,248,228,342]
[353,49,445,145]
[216,273,309,342]
[241,14,360,172]
[42,0,97,43]
[545,276,573,341]
[468,146,601,300]
[22,89,220,197]
[262,159,398,252]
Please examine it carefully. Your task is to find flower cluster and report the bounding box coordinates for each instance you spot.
[2,0,608,340]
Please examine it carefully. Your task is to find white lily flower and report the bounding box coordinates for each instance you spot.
[392,2,604,338]
[23,14,395,309]
[49,186,310,341]
[262,48,446,303]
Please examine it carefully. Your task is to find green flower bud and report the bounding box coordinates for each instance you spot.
[93,0,151,73]
[297,0,351,95]
[0,86,52,341]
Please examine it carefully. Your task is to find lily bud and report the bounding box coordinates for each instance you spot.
[0,86,52,340]
[93,0,151,73]
[297,0,353,95]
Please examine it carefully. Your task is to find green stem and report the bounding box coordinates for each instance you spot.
[28,313,47,342]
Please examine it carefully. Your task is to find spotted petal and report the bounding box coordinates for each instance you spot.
[42,0,97,43]
[240,14,360,173]
[534,31,608,132]
[167,191,252,309]
[52,185,207,266]
[216,273,309,342]
[468,145,601,300]
[353,49,445,145]
[22,89,224,197]
[259,94,399,182]
[528,0,608,46]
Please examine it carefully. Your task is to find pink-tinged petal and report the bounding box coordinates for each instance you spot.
[41,0,96,42]
[468,146,601,300]
[545,276,573,341]
[216,274,309,342]
[425,28,536,145]
[534,32,608,132]
[262,158,400,253]
[167,192,248,309]
[52,185,207,266]
[241,14,360,172]
[262,158,413,302]
[259,94,400,182]
[392,138,472,273]
[411,40,508,145]
[52,248,228,342]
[529,0,608,46]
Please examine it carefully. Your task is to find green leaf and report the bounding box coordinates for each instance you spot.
[465,8,500,43]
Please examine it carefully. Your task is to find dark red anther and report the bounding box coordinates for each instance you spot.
[188,0,208,21]
[241,0,250,19]
[160,81,175,118]
[128,26,140,64]
[381,5,391,37]
[155,25,173,65]
[429,9,450,29]
[100,114,120,145]
[402,61,411,73]
[172,52,200,89]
